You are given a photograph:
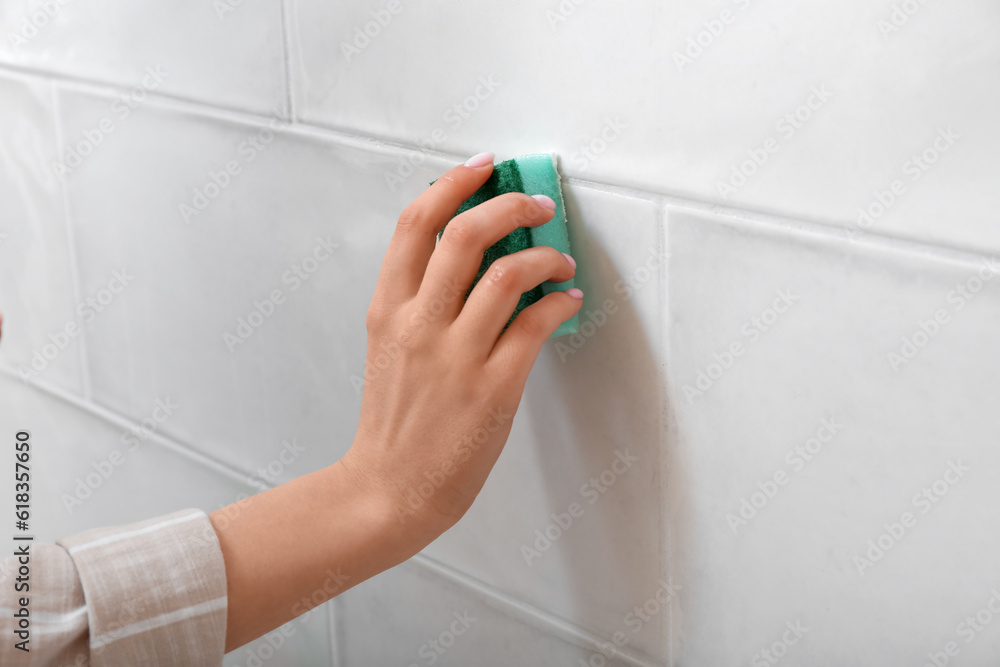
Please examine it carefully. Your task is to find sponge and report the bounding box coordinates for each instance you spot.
[438,154,579,338]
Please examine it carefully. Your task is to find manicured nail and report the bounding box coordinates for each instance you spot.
[465,152,494,168]
[566,288,584,299]
[562,253,576,270]
[532,194,556,210]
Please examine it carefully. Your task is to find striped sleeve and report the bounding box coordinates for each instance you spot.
[0,543,89,666]
[1,508,228,666]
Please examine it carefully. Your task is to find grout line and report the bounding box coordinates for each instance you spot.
[657,193,1000,273]
[279,0,297,123]
[323,597,340,667]
[0,62,438,161]
[1,61,997,271]
[328,598,342,667]
[577,175,1000,273]
[564,176,662,205]
[657,205,673,667]
[0,61,283,121]
[410,554,665,667]
[0,366,255,489]
[48,83,92,401]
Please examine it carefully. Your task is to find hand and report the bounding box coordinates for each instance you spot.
[212,153,581,651]
[340,151,582,550]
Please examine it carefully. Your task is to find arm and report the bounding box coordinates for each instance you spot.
[210,152,582,652]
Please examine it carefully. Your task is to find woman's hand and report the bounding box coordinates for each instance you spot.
[341,151,582,548]
[212,152,580,651]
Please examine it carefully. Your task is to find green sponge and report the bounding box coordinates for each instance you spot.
[438,153,579,338]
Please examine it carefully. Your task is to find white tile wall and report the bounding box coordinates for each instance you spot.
[0,74,83,393]
[665,210,1000,665]
[2,0,999,664]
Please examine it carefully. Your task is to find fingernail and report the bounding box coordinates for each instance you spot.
[532,194,556,210]
[465,152,494,168]
[562,253,576,270]
[566,288,584,299]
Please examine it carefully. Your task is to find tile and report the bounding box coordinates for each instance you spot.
[665,210,1000,665]
[0,73,82,394]
[0,374,332,666]
[337,560,637,666]
[290,0,1000,253]
[59,87,452,482]
[0,1,287,115]
[421,186,668,660]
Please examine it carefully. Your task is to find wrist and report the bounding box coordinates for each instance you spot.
[335,446,456,561]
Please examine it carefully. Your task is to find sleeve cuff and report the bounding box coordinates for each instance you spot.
[56,508,228,667]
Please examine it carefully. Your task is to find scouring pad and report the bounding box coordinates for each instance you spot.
[438,153,579,338]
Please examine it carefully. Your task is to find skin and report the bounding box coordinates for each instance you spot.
[207,153,583,651]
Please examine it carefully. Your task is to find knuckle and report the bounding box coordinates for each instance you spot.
[486,259,523,292]
[443,219,477,249]
[396,329,421,352]
[504,194,538,227]
[516,311,546,339]
[395,206,425,233]
[365,301,389,333]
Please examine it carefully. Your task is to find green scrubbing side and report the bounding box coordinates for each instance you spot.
[436,154,579,338]
[449,160,544,323]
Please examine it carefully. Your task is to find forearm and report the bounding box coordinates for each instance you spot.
[209,458,416,652]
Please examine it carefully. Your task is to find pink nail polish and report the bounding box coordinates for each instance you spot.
[566,288,584,299]
[532,194,556,210]
[562,253,577,270]
[465,152,494,168]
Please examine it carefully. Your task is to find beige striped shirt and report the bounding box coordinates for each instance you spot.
[1,509,228,666]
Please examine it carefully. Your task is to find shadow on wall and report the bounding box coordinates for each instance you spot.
[522,185,671,655]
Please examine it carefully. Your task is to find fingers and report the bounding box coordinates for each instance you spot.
[375,153,495,306]
[455,246,576,356]
[416,192,558,321]
[488,288,583,385]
